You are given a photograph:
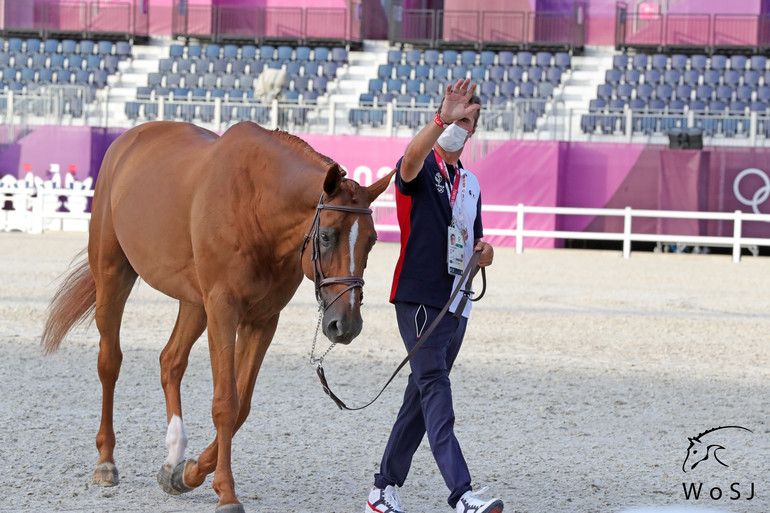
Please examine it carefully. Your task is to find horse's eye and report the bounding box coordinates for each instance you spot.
[320,232,331,245]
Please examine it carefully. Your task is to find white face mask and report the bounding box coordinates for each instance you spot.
[437,123,469,152]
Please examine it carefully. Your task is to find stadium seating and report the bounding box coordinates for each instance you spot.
[354,48,571,132]
[0,37,131,119]
[582,51,768,138]
[136,42,348,125]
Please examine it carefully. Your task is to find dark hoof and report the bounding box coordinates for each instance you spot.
[92,462,119,487]
[157,459,196,495]
[216,504,246,513]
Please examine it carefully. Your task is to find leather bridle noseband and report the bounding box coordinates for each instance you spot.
[300,192,373,311]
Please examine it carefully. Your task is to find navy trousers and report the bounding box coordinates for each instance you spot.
[374,301,472,508]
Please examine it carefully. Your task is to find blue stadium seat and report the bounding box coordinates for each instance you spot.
[737,85,752,103]
[285,61,301,77]
[415,64,431,79]
[461,50,477,66]
[116,41,131,60]
[442,50,458,66]
[223,44,239,60]
[730,55,747,72]
[74,69,91,85]
[479,81,496,98]
[499,81,516,98]
[507,65,524,82]
[368,78,384,94]
[204,44,220,59]
[535,51,552,68]
[395,64,411,79]
[724,70,740,87]
[386,78,403,93]
[488,66,504,82]
[166,72,182,88]
[377,64,393,79]
[625,68,641,85]
[50,54,64,69]
[637,82,653,101]
[432,64,449,80]
[220,74,236,89]
[617,83,633,101]
[452,65,468,80]
[703,70,720,86]
[43,39,59,53]
[691,54,707,72]
[276,46,293,62]
[554,52,571,70]
[61,39,77,54]
[750,55,767,72]
[104,55,119,73]
[230,60,247,75]
[596,83,613,100]
[675,84,692,102]
[424,49,439,65]
[314,47,330,62]
[405,49,421,65]
[67,55,83,70]
[683,69,699,87]
[405,79,421,95]
[716,85,733,102]
[710,55,727,72]
[632,54,648,70]
[517,51,532,67]
[519,81,535,98]
[79,39,95,56]
[241,45,257,60]
[302,61,319,76]
[527,66,543,82]
[480,51,496,66]
[656,83,673,101]
[97,41,114,56]
[651,54,667,71]
[26,38,42,53]
[605,68,621,84]
[497,51,514,67]
[8,38,22,52]
[649,98,666,110]
[293,46,310,62]
[260,45,275,60]
[663,69,680,85]
[744,70,760,88]
[696,84,713,102]
[613,54,628,69]
[671,54,687,71]
[644,69,661,85]
[387,49,402,65]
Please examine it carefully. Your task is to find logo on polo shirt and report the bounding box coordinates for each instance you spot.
[434,172,445,194]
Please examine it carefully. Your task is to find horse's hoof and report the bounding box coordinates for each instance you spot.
[216,504,246,513]
[92,462,119,486]
[157,459,196,495]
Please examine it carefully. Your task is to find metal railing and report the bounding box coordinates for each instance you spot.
[388,1,586,51]
[616,1,770,52]
[371,201,770,262]
[171,2,360,46]
[1,0,148,41]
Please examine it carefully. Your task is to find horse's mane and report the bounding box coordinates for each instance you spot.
[270,128,335,167]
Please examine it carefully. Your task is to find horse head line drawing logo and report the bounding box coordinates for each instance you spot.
[682,425,753,473]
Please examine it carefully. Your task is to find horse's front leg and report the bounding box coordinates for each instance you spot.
[181,314,280,502]
[157,301,207,495]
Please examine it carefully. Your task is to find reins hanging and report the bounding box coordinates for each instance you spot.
[316,250,487,411]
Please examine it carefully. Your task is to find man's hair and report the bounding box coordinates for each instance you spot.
[438,93,482,128]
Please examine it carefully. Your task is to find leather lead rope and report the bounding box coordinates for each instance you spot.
[317,250,486,411]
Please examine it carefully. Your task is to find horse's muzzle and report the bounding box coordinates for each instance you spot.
[322,310,362,344]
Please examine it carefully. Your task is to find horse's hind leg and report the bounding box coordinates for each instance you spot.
[157,301,207,495]
[90,240,138,486]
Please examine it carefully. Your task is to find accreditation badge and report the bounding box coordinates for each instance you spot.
[447,224,464,276]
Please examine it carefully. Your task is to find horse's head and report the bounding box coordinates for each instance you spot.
[301,163,394,344]
[682,437,706,472]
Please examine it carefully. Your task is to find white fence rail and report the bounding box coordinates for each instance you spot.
[371,201,770,263]
[5,189,770,262]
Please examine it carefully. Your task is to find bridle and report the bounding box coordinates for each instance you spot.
[300,192,373,311]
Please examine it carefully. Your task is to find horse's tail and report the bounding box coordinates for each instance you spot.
[41,249,96,355]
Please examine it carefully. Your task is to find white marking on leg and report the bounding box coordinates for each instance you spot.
[348,219,359,310]
[165,414,187,466]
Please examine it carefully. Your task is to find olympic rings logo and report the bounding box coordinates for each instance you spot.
[733,168,770,215]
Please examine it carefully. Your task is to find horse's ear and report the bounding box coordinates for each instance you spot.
[366,169,396,203]
[323,163,344,195]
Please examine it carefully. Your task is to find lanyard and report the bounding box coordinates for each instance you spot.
[433,149,461,208]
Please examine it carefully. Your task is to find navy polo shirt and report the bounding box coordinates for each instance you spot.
[390,151,484,312]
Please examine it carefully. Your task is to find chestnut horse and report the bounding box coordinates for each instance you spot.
[41,121,393,512]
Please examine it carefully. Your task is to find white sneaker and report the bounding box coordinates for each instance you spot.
[366,485,405,513]
[456,487,503,513]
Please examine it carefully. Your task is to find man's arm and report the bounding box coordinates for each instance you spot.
[400,78,480,182]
